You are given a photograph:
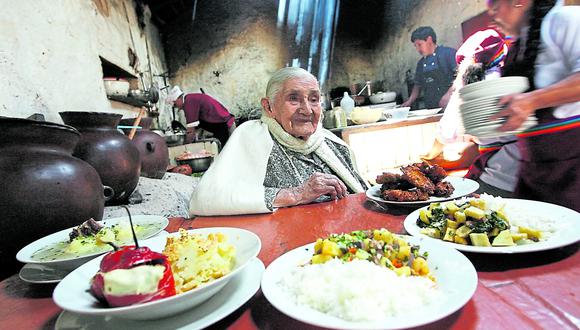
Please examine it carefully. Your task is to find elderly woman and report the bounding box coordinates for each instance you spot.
[487,0,580,211]
[189,67,368,216]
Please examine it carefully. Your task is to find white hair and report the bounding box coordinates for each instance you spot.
[265,67,319,107]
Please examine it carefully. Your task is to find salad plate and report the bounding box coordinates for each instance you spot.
[261,236,477,329]
[55,258,264,330]
[366,176,479,207]
[16,215,169,271]
[404,198,580,253]
[52,227,261,320]
[18,231,170,284]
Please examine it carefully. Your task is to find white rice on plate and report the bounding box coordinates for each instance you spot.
[458,194,559,239]
[278,259,439,322]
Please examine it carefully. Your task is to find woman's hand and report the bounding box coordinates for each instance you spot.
[272,172,348,208]
[491,93,537,131]
[300,172,348,203]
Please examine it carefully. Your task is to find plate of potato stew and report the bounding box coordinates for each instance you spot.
[404,194,580,253]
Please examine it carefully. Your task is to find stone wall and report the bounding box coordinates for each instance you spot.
[164,0,284,119]
[165,0,487,111]
[0,0,167,124]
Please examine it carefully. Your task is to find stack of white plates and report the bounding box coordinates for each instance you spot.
[459,76,535,139]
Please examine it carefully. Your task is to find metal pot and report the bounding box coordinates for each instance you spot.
[176,156,213,172]
[164,133,186,147]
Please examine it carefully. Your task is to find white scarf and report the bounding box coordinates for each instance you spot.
[261,116,365,193]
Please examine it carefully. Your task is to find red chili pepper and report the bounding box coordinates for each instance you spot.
[348,247,357,254]
[90,246,176,307]
[393,259,403,268]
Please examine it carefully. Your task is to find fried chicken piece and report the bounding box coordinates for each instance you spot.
[376,172,402,185]
[382,189,430,202]
[377,172,415,191]
[401,165,435,194]
[433,181,455,197]
[409,161,431,174]
[425,164,447,183]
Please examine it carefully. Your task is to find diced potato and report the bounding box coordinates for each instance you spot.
[428,202,441,211]
[465,206,486,220]
[397,245,411,259]
[511,233,528,242]
[518,226,542,240]
[419,209,431,225]
[489,227,500,237]
[469,233,491,247]
[394,266,411,276]
[411,257,430,275]
[454,236,469,245]
[321,239,342,257]
[314,238,323,254]
[446,219,458,229]
[492,229,515,246]
[454,211,467,224]
[455,225,472,238]
[496,209,509,222]
[420,228,441,238]
[311,254,333,264]
[373,229,394,244]
[469,199,486,210]
[445,201,459,215]
[443,228,456,242]
[380,256,394,268]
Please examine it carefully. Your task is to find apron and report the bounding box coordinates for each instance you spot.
[515,111,580,212]
[421,50,453,109]
[465,141,515,180]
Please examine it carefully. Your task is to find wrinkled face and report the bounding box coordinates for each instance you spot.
[487,0,530,37]
[413,37,436,57]
[267,77,321,140]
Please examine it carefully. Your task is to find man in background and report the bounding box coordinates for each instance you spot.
[166,86,236,146]
[401,26,457,109]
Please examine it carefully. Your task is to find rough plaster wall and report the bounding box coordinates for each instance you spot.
[0,0,167,124]
[165,0,285,119]
[374,0,487,97]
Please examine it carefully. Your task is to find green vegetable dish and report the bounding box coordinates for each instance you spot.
[416,199,543,247]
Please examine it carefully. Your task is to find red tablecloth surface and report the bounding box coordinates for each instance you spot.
[1,193,578,329]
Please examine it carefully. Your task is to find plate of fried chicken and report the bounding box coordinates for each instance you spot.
[367,162,479,207]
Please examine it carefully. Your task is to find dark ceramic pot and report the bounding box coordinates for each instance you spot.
[0,116,105,279]
[119,117,169,179]
[60,112,141,205]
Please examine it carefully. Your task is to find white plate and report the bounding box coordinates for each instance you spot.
[408,108,442,117]
[54,258,264,330]
[18,231,170,284]
[16,216,169,270]
[404,199,580,253]
[53,227,261,320]
[366,176,479,207]
[261,238,478,329]
[459,76,528,94]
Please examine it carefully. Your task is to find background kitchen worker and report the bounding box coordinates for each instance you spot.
[401,26,457,109]
[166,86,236,146]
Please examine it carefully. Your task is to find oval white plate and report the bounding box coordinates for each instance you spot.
[53,227,261,320]
[55,258,264,330]
[16,215,169,271]
[261,237,477,329]
[366,177,479,207]
[404,199,580,253]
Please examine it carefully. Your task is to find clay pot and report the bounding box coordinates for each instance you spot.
[119,117,169,179]
[60,112,141,206]
[0,116,105,279]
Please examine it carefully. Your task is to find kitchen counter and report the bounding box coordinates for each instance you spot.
[330,114,443,180]
[1,193,578,329]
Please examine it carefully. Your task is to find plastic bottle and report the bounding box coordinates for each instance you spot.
[340,92,355,118]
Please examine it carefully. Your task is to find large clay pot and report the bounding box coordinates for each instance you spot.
[119,117,169,179]
[0,116,105,279]
[60,112,141,205]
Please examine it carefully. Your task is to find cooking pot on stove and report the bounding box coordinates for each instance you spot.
[176,156,213,173]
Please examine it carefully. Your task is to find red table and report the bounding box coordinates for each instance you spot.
[1,193,578,329]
